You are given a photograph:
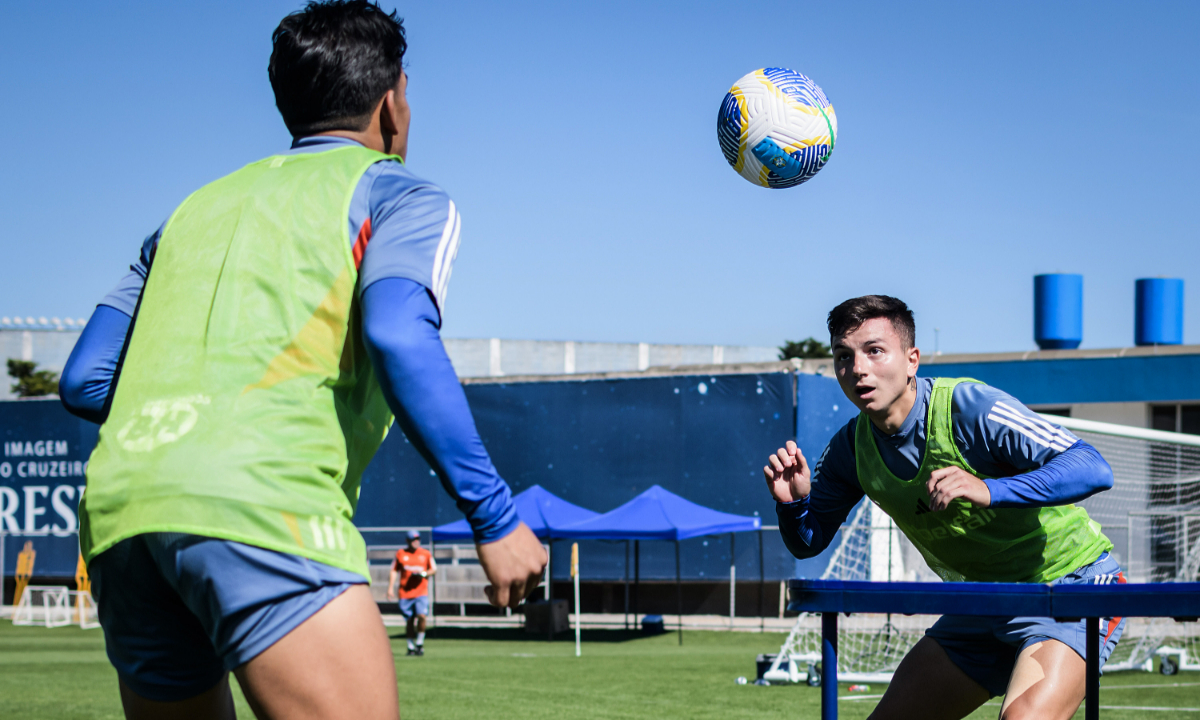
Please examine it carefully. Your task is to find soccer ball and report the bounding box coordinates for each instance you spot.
[717,68,837,189]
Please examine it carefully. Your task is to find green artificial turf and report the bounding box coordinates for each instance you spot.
[2,621,1200,719]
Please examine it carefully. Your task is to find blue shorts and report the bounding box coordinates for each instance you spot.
[399,595,430,619]
[926,553,1127,697]
[89,533,366,702]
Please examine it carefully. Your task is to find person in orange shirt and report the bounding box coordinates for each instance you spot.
[387,530,437,656]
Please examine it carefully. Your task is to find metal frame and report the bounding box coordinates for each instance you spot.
[789,579,1200,720]
[12,585,72,627]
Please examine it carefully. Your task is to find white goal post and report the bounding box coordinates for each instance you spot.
[10,585,99,629]
[12,586,72,628]
[764,413,1200,683]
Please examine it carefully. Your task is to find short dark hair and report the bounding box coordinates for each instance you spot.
[269,1,407,137]
[827,295,916,349]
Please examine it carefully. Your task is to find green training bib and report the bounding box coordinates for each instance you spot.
[855,377,1111,583]
[80,145,399,578]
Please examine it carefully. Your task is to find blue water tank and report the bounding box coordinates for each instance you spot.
[1033,274,1083,350]
[1135,278,1184,346]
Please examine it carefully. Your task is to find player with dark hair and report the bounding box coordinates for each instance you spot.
[59,2,546,718]
[764,295,1123,720]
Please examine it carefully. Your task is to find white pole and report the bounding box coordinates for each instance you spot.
[428,533,435,627]
[571,542,581,657]
[546,541,554,643]
[729,533,736,627]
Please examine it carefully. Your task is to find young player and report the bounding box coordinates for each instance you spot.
[58,2,546,718]
[764,295,1122,720]
[387,530,436,656]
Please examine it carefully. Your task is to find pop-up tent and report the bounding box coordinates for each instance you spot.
[555,484,761,541]
[431,484,600,541]
[433,485,600,640]
[556,484,761,643]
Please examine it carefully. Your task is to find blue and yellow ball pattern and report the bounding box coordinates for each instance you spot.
[717,68,837,189]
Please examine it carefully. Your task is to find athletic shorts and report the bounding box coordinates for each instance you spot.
[399,595,430,619]
[89,533,366,702]
[925,553,1127,697]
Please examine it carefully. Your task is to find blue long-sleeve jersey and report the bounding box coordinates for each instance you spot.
[60,137,518,543]
[777,377,1113,560]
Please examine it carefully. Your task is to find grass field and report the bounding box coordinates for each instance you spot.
[3,621,1200,719]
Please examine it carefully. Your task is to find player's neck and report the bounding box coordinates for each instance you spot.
[315,128,385,153]
[866,380,917,435]
[312,98,405,157]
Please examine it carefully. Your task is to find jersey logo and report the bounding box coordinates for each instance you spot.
[116,394,211,452]
[914,498,931,516]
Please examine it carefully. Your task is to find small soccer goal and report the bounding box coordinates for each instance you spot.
[11,586,99,629]
[12,586,72,628]
[763,413,1200,684]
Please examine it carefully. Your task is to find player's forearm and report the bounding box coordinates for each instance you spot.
[983,440,1114,508]
[362,278,519,543]
[776,497,834,559]
[59,305,132,424]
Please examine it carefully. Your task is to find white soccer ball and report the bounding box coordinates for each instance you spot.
[717,68,837,189]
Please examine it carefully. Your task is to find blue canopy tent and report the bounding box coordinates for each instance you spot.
[431,484,600,541]
[556,484,761,644]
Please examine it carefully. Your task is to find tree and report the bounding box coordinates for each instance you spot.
[778,337,831,360]
[7,359,60,398]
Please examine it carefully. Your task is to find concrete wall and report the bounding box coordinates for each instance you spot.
[1068,402,1150,428]
[0,325,779,399]
[442,338,778,378]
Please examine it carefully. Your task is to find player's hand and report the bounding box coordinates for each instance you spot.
[419,571,428,578]
[763,440,811,503]
[386,589,396,601]
[927,466,991,511]
[476,522,547,609]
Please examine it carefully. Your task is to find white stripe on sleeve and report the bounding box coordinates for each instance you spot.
[434,209,461,309]
[1001,403,1077,443]
[992,402,1075,447]
[429,200,459,311]
[986,413,1071,452]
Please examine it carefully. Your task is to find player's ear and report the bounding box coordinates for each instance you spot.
[907,344,920,379]
[378,81,410,160]
[379,89,399,135]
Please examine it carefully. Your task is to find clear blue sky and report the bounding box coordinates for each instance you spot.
[1,1,1197,354]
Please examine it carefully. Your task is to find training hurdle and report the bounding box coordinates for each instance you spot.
[788,579,1200,720]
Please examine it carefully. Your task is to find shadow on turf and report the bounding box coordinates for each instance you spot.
[389,627,656,643]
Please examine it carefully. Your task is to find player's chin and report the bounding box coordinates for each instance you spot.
[852,396,880,414]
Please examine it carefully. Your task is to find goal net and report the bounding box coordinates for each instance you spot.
[764,414,1200,683]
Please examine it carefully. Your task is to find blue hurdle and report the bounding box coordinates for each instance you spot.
[788,579,1200,720]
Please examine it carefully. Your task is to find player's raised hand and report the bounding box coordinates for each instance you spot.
[764,440,811,503]
[476,522,547,609]
[927,466,991,511]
